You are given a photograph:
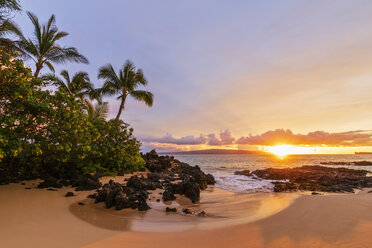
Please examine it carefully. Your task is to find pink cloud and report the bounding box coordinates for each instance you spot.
[219,129,235,145]
[142,129,234,146]
[236,129,372,146]
[141,133,206,145]
[141,129,372,148]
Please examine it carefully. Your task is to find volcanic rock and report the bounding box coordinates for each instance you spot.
[65,192,75,197]
[165,207,177,212]
[239,165,372,193]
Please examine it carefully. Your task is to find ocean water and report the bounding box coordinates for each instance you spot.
[171,154,372,193]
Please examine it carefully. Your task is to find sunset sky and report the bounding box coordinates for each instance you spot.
[16,0,372,153]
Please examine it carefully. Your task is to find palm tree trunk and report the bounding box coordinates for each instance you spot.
[115,95,126,120]
[34,63,42,78]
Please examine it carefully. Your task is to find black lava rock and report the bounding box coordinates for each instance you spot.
[197,211,207,217]
[162,189,176,201]
[37,176,62,189]
[94,179,151,211]
[143,150,173,172]
[182,208,192,215]
[87,193,97,199]
[72,174,102,191]
[65,191,75,197]
[239,165,372,193]
[165,207,177,212]
[166,181,200,203]
[127,176,145,190]
[182,182,200,203]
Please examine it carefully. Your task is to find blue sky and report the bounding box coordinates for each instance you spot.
[15,0,372,152]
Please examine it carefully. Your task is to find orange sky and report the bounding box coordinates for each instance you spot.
[141,129,372,154]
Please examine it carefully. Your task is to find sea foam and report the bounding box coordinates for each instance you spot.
[212,171,277,193]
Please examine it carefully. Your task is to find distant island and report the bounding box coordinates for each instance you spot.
[160,149,269,155]
[355,152,372,155]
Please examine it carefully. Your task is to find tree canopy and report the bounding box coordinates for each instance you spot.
[0,47,144,183]
[0,3,153,184]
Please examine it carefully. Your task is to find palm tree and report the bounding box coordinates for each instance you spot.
[0,0,20,19]
[17,12,88,77]
[98,60,153,120]
[0,18,21,48]
[86,100,108,121]
[0,0,21,49]
[44,70,94,100]
[0,0,20,12]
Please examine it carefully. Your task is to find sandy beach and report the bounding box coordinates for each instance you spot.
[1,176,372,248]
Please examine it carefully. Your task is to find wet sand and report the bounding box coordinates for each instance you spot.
[70,186,297,232]
[84,189,372,248]
[1,178,372,248]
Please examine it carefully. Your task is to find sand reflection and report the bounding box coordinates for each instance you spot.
[70,187,299,232]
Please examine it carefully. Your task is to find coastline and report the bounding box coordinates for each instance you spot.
[84,188,372,248]
[2,175,372,248]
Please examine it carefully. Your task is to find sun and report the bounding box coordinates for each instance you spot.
[266,145,314,157]
[267,145,292,156]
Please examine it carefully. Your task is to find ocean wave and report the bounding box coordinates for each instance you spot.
[212,171,277,193]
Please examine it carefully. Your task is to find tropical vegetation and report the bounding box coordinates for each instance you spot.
[0,0,21,48]
[43,70,95,100]
[0,0,153,183]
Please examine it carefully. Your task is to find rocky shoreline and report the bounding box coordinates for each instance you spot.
[14,152,372,209]
[320,161,372,166]
[236,165,372,193]
[9,150,215,214]
[89,150,215,211]
[81,150,215,212]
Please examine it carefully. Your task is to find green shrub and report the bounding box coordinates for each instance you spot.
[0,48,144,182]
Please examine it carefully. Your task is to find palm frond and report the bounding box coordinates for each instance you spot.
[60,70,70,83]
[47,46,88,64]
[0,18,21,37]
[0,0,20,12]
[130,90,153,107]
[101,81,120,96]
[0,0,21,20]
[52,31,68,43]
[26,11,41,43]
[98,64,120,83]
[16,12,88,76]
[44,61,55,73]
[94,101,108,119]
[42,72,71,95]
[134,68,147,87]
[0,18,22,50]
[15,38,38,61]
[88,88,103,103]
[86,100,108,120]
[86,99,94,117]
[46,14,55,32]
